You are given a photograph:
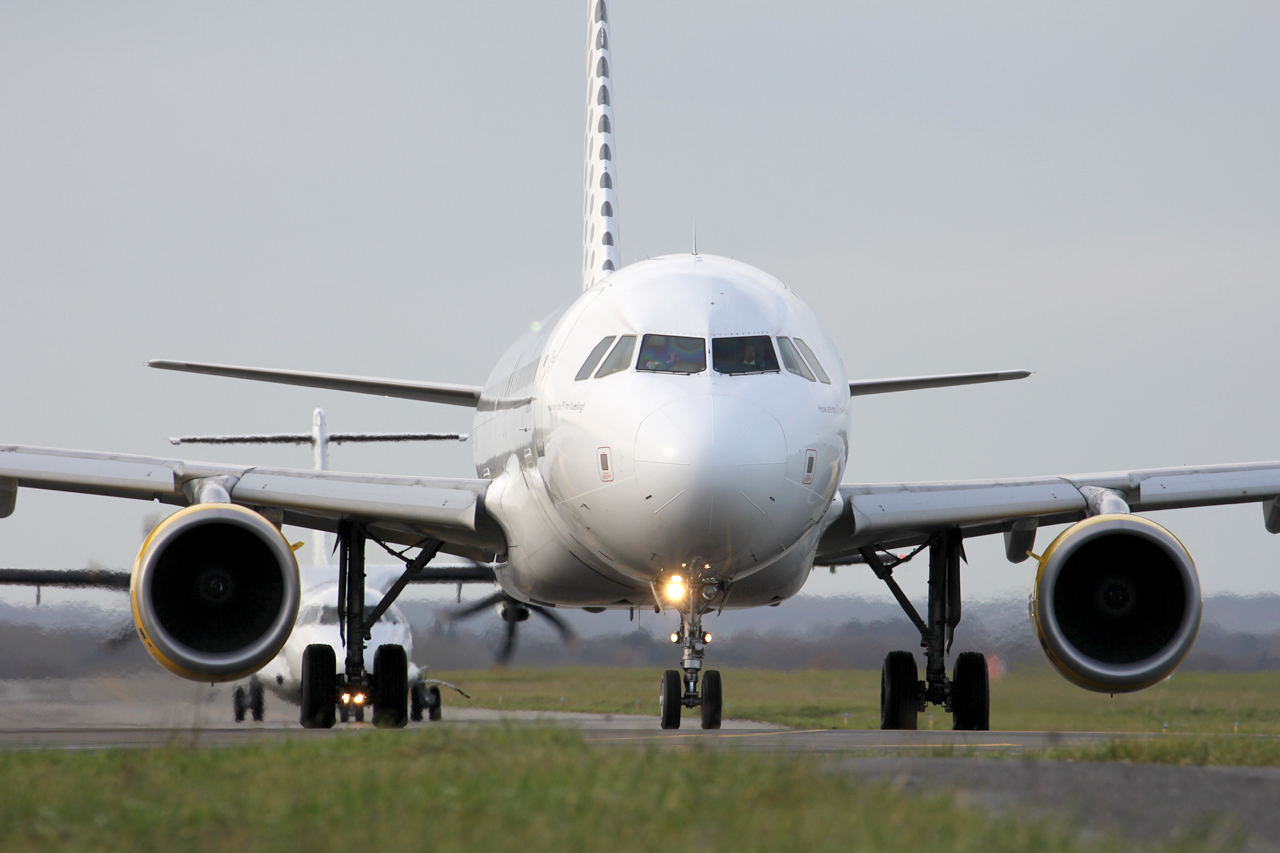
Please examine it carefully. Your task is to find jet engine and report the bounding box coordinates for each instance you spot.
[1030,514,1201,692]
[132,503,300,682]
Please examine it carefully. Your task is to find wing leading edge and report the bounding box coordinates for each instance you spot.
[848,370,1031,397]
[0,445,504,560]
[148,360,482,408]
[818,461,1280,565]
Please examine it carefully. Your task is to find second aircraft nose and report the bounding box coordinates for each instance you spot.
[632,394,789,574]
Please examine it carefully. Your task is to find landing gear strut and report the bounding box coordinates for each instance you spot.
[862,529,990,731]
[299,521,430,729]
[658,578,723,730]
[233,679,265,723]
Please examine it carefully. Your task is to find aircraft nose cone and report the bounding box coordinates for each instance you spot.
[633,395,788,570]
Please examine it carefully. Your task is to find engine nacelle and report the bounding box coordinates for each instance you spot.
[132,503,300,682]
[1030,514,1201,693]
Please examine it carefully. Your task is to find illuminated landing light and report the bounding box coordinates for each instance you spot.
[354,693,366,705]
[702,632,712,644]
[341,693,352,704]
[664,575,685,601]
[670,632,680,644]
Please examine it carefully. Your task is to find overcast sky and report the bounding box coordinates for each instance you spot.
[1,2,1277,611]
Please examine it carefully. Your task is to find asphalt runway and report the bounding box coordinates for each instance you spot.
[2,677,1276,850]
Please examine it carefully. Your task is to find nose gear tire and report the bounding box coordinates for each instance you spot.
[372,644,409,728]
[951,651,990,731]
[700,670,723,729]
[659,669,682,729]
[300,644,337,729]
[880,650,919,730]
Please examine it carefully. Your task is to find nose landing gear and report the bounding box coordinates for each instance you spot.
[658,581,723,730]
[232,678,265,723]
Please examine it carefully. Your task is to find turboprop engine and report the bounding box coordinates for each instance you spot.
[132,503,301,682]
[1030,514,1201,692]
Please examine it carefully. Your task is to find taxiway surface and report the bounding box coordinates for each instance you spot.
[2,676,1275,850]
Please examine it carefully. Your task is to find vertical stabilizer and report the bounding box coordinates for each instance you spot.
[581,0,619,290]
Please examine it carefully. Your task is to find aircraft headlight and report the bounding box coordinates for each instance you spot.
[341,693,351,705]
[702,632,712,644]
[354,693,366,705]
[664,575,685,601]
[669,632,680,644]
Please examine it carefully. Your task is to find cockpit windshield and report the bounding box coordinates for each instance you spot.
[712,336,780,375]
[637,335,706,374]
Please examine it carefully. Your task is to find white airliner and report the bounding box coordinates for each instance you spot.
[242,580,470,725]
[3,0,1280,731]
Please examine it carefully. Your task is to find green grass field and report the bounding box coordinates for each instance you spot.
[433,665,1280,734]
[0,727,1228,852]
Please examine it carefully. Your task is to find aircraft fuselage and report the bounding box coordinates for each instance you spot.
[473,254,851,610]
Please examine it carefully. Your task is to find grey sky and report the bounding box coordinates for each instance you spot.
[1,2,1277,608]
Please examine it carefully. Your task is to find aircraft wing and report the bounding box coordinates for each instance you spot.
[0,445,504,560]
[816,461,1280,565]
[148,360,482,408]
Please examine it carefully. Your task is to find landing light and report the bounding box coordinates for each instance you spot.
[664,576,685,601]
[353,693,366,705]
[341,693,351,704]
[703,632,712,644]
[670,632,680,644]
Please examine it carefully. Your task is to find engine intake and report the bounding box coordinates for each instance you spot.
[1031,514,1200,692]
[132,503,300,682]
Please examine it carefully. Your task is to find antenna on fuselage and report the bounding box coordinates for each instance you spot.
[692,221,698,256]
[170,408,467,567]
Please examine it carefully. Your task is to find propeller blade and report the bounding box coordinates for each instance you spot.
[440,591,505,622]
[495,619,519,667]
[529,605,577,645]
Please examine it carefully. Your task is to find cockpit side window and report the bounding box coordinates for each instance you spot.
[637,334,706,374]
[792,338,831,384]
[712,336,780,375]
[776,337,817,382]
[575,336,616,380]
[595,334,636,378]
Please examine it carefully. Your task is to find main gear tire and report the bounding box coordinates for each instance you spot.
[300,644,337,729]
[951,651,990,731]
[880,651,919,730]
[372,644,409,729]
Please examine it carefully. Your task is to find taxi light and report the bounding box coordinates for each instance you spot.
[354,693,366,705]
[703,632,712,644]
[341,693,351,704]
[670,632,680,644]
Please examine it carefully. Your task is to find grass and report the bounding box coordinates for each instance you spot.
[432,666,1280,735]
[0,727,1227,853]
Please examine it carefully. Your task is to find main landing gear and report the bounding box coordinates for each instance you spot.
[300,522,440,729]
[658,577,723,730]
[233,678,265,722]
[861,529,990,731]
